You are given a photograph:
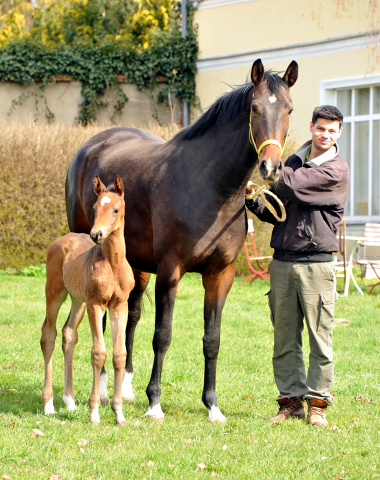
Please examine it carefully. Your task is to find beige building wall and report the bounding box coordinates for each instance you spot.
[0,81,181,126]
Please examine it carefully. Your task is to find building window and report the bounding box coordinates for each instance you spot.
[320,76,380,223]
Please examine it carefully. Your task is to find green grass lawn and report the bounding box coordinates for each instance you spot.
[0,272,380,479]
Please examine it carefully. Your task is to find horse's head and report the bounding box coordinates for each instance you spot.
[249,59,298,183]
[90,175,125,244]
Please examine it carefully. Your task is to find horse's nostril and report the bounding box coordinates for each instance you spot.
[278,161,283,171]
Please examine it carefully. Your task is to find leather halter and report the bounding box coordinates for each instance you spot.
[248,95,290,156]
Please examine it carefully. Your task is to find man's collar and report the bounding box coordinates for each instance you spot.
[294,140,339,166]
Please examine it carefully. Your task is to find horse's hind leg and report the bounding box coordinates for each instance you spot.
[145,262,182,422]
[202,263,235,423]
[108,301,128,425]
[122,270,151,401]
[40,267,67,414]
[62,297,86,411]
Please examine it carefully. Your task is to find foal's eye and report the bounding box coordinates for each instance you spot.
[288,108,293,115]
[251,105,258,114]
[114,209,119,214]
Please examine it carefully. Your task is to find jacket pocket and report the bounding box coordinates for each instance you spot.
[265,290,275,326]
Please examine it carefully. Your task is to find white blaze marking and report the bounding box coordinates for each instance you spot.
[44,399,55,415]
[208,405,227,423]
[121,372,135,401]
[145,403,164,419]
[100,196,111,206]
[62,394,76,411]
[269,95,277,104]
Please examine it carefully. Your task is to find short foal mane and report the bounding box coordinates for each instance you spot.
[175,71,288,141]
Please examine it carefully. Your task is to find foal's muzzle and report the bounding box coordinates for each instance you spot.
[90,230,103,244]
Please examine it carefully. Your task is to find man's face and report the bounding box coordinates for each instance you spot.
[310,118,342,153]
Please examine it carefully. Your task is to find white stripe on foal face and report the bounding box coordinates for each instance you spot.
[269,95,277,104]
[100,196,111,206]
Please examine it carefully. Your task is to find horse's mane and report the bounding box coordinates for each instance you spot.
[175,71,287,141]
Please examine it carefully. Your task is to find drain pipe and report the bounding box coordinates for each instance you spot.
[181,0,189,127]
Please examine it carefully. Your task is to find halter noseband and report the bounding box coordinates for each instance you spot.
[248,95,291,157]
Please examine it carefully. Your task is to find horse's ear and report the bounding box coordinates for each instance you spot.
[114,175,124,198]
[251,59,265,87]
[93,175,106,196]
[283,60,298,88]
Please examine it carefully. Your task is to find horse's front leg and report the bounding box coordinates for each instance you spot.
[122,270,151,401]
[202,262,235,423]
[87,302,107,424]
[145,262,182,422]
[108,300,128,425]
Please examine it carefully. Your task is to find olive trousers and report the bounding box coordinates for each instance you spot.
[267,259,338,405]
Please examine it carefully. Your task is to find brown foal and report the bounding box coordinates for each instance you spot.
[40,175,135,425]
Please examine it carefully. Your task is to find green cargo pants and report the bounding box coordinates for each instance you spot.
[267,259,338,405]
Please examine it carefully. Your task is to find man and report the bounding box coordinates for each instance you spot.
[245,105,349,427]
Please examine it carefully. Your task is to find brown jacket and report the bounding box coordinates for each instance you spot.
[246,140,349,262]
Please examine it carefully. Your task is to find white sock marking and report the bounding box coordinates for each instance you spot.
[89,407,100,424]
[121,372,134,401]
[44,399,55,415]
[208,405,227,423]
[145,403,164,419]
[62,394,76,411]
[99,372,109,400]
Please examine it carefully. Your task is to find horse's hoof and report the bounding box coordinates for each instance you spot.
[208,406,227,424]
[89,416,100,424]
[100,396,110,405]
[146,415,165,423]
[116,419,128,426]
[122,395,135,402]
[145,404,165,423]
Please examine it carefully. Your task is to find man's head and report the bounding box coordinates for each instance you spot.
[310,105,343,155]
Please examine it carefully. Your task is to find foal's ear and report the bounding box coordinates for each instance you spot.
[251,59,265,87]
[93,175,107,196]
[283,60,298,88]
[114,175,124,198]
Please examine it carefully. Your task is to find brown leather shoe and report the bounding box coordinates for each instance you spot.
[307,398,329,427]
[270,396,305,424]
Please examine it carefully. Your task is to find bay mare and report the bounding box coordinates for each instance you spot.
[65,59,298,423]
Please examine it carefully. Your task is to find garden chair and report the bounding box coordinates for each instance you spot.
[334,219,348,294]
[242,219,271,285]
[357,223,380,295]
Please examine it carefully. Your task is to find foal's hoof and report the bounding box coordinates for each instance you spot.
[208,406,227,424]
[44,399,55,415]
[62,394,76,411]
[116,419,128,427]
[100,396,110,405]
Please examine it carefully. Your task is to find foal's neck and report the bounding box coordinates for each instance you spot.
[101,219,126,270]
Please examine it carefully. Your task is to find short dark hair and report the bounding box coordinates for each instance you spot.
[312,105,343,129]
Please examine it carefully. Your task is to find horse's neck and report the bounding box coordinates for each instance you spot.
[101,221,126,270]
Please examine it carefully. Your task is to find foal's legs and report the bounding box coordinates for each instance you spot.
[108,300,129,425]
[122,270,151,401]
[145,262,182,421]
[202,262,235,423]
[87,302,107,423]
[41,262,67,414]
[61,297,86,410]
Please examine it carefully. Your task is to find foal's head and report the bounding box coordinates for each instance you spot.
[90,175,125,244]
[249,59,298,183]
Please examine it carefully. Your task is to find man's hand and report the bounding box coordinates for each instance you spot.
[245,181,254,196]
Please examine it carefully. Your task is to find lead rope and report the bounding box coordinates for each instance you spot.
[246,183,286,222]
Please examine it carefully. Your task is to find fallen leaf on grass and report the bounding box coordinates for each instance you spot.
[332,476,343,480]
[31,429,43,437]
[79,448,85,454]
[184,438,195,444]
[2,475,11,479]
[169,460,180,468]
[349,420,359,428]
[77,439,90,447]
[333,318,349,326]
[196,463,206,471]
[50,474,61,480]
[329,424,341,432]
[147,460,154,467]
[222,445,227,450]
[211,473,218,477]
[134,420,140,426]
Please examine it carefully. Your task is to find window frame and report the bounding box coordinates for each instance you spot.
[320,75,380,224]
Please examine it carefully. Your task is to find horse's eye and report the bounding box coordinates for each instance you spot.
[288,108,293,115]
[251,105,258,114]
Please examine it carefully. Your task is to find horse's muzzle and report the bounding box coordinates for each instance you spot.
[90,230,103,244]
[259,158,283,183]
